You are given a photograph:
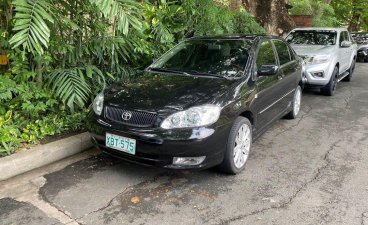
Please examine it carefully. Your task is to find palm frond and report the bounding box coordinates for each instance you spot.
[9,0,54,55]
[47,68,91,112]
[89,0,143,35]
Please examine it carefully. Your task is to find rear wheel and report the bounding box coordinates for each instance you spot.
[321,66,338,96]
[219,117,252,174]
[343,59,355,82]
[285,85,302,119]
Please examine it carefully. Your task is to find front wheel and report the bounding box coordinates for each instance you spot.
[321,66,338,96]
[285,85,302,119]
[343,59,355,82]
[219,117,252,174]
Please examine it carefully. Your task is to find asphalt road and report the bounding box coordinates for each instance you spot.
[1,63,368,225]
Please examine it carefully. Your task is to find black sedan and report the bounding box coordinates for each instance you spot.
[357,46,368,62]
[352,32,368,62]
[86,35,304,174]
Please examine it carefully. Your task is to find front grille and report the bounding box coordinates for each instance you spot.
[105,106,158,127]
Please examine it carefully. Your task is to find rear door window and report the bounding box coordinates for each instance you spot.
[273,40,291,65]
[256,40,277,69]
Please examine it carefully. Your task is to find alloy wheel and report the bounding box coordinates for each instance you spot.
[294,87,302,116]
[332,75,338,92]
[233,123,251,169]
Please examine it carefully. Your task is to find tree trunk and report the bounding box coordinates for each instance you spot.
[242,0,294,35]
[348,13,361,32]
[347,0,361,32]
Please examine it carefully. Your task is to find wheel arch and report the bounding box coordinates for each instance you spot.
[239,110,255,126]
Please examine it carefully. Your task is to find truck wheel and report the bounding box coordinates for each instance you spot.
[343,59,355,82]
[219,117,252,175]
[321,66,338,96]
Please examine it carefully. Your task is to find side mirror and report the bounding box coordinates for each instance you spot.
[258,65,279,76]
[340,41,352,48]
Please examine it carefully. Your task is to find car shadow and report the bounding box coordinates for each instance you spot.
[302,87,322,96]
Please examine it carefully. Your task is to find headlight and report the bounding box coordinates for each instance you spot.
[304,55,330,65]
[161,105,221,129]
[93,92,104,115]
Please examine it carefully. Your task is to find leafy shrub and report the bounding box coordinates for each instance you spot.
[289,0,314,16]
[289,0,338,27]
[0,45,84,156]
[311,2,338,27]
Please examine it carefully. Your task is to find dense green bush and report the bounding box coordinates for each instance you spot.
[289,0,338,27]
[288,0,313,16]
[0,48,84,156]
[0,0,264,156]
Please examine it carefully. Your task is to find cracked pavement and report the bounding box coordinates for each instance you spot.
[1,63,368,225]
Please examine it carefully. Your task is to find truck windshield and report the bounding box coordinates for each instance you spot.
[148,39,253,78]
[286,30,337,45]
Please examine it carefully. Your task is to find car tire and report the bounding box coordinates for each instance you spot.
[321,66,338,96]
[218,117,252,175]
[285,85,302,119]
[365,56,368,63]
[343,59,355,82]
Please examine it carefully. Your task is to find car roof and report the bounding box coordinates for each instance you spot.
[188,34,280,41]
[291,27,347,32]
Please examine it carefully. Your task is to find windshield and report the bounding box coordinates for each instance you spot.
[286,30,337,45]
[148,39,253,78]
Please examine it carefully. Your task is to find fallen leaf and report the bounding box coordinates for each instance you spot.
[131,197,140,204]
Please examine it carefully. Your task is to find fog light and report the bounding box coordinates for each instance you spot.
[311,71,324,77]
[172,156,206,166]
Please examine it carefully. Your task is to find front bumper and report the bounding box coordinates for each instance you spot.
[86,113,232,170]
[304,62,333,86]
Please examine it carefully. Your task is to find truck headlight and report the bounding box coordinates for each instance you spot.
[161,105,221,129]
[304,55,330,65]
[92,92,104,115]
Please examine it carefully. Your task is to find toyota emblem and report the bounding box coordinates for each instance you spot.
[121,111,132,121]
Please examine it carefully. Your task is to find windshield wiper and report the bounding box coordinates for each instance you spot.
[146,67,189,75]
[147,68,230,79]
[186,70,230,80]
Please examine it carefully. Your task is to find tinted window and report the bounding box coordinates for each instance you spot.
[288,46,296,60]
[150,39,253,78]
[256,40,277,69]
[273,40,291,65]
[286,30,337,45]
[339,31,349,44]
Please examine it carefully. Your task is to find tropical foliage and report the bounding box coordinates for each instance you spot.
[0,0,264,156]
[288,0,338,27]
[330,0,368,31]
[288,0,368,31]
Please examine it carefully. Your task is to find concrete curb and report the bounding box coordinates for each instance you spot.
[0,132,93,181]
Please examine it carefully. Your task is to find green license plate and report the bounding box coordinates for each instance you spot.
[105,133,136,155]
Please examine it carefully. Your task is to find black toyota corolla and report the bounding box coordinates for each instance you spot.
[86,35,303,174]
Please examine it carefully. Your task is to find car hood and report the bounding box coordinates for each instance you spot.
[104,72,238,115]
[291,44,336,56]
[358,44,368,50]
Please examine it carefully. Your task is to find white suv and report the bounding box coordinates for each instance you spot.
[286,28,357,96]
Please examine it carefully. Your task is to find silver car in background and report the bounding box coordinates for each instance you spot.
[286,28,357,96]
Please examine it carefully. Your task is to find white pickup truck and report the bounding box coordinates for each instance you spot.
[286,28,357,96]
